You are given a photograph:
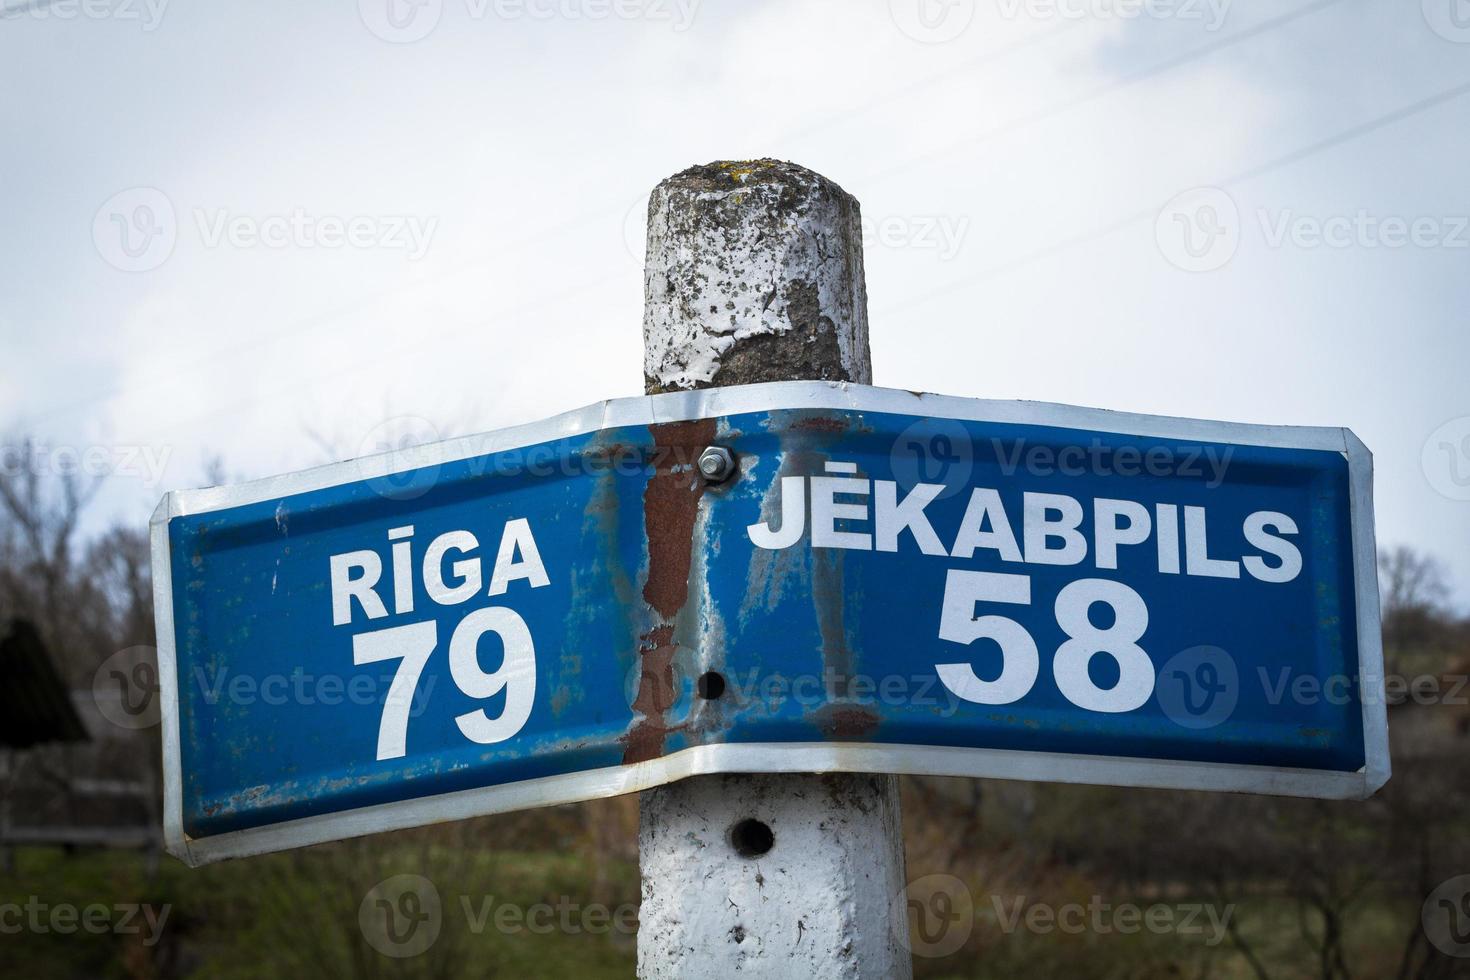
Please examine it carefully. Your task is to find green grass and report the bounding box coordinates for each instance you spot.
[0,838,638,979]
[0,837,1435,979]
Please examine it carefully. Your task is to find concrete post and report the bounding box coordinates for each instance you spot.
[637,160,912,979]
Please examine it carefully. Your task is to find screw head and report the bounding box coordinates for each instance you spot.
[697,446,736,483]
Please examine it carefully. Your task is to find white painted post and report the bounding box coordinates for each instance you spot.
[637,160,912,979]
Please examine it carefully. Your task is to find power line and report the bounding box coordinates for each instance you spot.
[875,75,1470,317]
[767,18,1089,151]
[37,23,1089,428]
[31,0,1406,434]
[142,75,1470,441]
[1227,80,1470,185]
[37,2,1338,428]
[29,196,633,426]
[82,64,1462,444]
[137,269,627,440]
[864,0,1352,184]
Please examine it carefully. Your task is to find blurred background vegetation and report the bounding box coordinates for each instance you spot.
[1,450,1468,979]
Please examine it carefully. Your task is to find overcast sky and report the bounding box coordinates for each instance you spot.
[4,0,1469,600]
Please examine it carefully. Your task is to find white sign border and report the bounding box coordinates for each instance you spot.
[150,381,1389,867]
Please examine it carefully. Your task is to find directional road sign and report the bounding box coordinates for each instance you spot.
[151,382,1388,866]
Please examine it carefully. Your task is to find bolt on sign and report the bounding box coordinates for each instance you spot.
[150,382,1387,866]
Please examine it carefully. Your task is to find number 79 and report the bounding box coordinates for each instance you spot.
[351,607,537,761]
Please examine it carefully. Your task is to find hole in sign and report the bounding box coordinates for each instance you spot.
[730,819,775,859]
[697,671,726,700]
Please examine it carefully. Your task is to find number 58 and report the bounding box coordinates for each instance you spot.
[936,571,1154,713]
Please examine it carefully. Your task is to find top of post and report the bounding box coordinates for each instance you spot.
[642,159,871,394]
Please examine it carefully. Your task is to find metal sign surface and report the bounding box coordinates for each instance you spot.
[151,382,1387,866]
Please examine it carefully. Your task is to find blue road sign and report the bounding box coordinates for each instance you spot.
[151,382,1388,865]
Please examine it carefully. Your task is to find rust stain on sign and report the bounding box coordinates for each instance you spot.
[789,415,849,434]
[625,625,679,765]
[623,418,717,764]
[813,703,881,740]
[641,419,715,618]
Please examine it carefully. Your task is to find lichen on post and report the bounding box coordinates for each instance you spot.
[642,159,874,393]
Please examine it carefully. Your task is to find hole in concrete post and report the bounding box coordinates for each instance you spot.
[696,671,726,700]
[729,818,774,858]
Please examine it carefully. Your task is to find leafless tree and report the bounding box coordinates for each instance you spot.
[0,435,106,682]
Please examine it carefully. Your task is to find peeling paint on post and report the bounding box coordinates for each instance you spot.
[637,159,912,979]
